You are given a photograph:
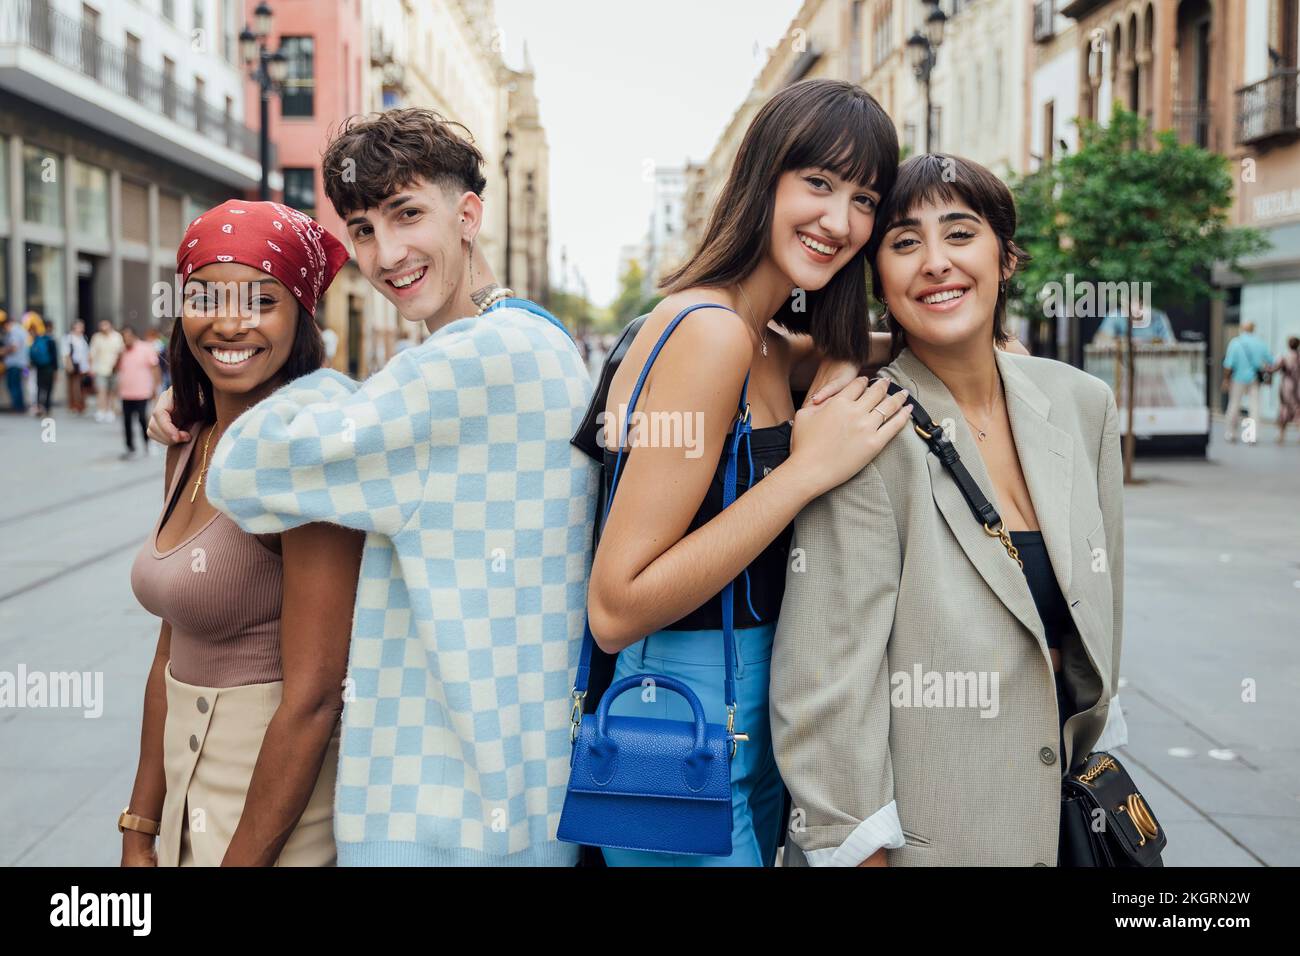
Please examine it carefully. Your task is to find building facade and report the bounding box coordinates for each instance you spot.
[1223,0,1300,420]
[1,0,265,341]
[249,0,551,375]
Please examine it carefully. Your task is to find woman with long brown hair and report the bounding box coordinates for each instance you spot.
[121,200,361,866]
[580,79,914,866]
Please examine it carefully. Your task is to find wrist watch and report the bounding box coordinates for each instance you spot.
[118,808,161,836]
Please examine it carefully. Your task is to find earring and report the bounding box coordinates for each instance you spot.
[468,237,476,289]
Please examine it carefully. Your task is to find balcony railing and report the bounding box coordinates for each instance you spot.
[1172,102,1216,150]
[0,0,264,163]
[1034,0,1056,42]
[1235,69,1300,147]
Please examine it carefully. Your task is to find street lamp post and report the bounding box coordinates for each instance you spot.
[906,0,947,154]
[525,171,536,301]
[502,128,514,290]
[240,2,287,201]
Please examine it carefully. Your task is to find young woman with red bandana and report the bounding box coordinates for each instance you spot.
[121,200,362,867]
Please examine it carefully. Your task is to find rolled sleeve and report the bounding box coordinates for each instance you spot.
[801,800,906,867]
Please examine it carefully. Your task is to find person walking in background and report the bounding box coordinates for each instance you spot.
[145,327,170,391]
[1222,321,1275,444]
[1276,336,1300,446]
[64,320,90,415]
[117,326,161,459]
[2,311,30,413]
[90,319,125,423]
[28,315,59,417]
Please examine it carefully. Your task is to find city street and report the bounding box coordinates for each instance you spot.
[1,404,1297,866]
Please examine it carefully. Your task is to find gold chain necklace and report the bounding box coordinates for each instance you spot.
[189,423,223,503]
[960,386,1003,442]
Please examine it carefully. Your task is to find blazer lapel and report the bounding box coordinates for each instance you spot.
[888,351,1045,646]
[996,350,1076,594]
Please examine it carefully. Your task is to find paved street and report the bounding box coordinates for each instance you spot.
[1,403,1297,866]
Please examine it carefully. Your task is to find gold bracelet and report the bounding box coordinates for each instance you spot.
[118,808,161,836]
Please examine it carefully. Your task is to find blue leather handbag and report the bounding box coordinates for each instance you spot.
[557,303,756,857]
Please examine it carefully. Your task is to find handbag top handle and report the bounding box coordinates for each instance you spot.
[573,303,753,712]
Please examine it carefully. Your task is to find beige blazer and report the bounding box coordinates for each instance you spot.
[771,347,1124,867]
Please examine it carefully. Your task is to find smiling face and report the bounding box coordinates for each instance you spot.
[344,178,476,326]
[182,262,298,394]
[875,199,1011,352]
[768,167,880,293]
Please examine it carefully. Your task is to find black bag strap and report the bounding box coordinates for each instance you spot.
[875,379,1023,567]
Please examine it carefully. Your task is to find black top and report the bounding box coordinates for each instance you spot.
[1009,531,1071,651]
[601,420,794,631]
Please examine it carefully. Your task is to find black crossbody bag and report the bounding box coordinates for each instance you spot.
[878,379,1166,868]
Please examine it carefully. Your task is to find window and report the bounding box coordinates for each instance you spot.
[125,32,142,101]
[159,192,184,248]
[0,239,8,320]
[162,0,175,22]
[73,161,110,237]
[0,137,8,223]
[121,179,149,243]
[25,243,65,330]
[928,105,942,154]
[224,95,234,147]
[280,36,315,117]
[163,56,177,119]
[195,76,205,132]
[23,145,63,227]
[1042,99,1055,165]
[81,5,101,80]
[874,0,894,68]
[220,0,238,65]
[283,168,316,218]
[193,0,205,33]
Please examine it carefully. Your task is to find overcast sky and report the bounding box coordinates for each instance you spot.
[493,0,803,305]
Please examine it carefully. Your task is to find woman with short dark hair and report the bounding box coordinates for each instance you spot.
[773,154,1126,866]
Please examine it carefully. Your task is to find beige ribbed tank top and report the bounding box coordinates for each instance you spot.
[130,432,284,688]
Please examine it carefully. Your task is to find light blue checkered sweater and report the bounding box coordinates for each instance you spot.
[206,305,598,866]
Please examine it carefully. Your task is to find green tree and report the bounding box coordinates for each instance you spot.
[1010,105,1268,482]
[610,259,648,327]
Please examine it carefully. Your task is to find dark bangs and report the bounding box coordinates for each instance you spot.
[867,153,1029,354]
[782,95,897,195]
[664,79,899,365]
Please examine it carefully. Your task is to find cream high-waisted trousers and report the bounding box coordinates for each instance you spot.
[158,662,339,866]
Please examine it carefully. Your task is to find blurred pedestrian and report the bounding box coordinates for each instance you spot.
[89,319,124,423]
[28,314,59,416]
[145,326,170,391]
[116,326,161,459]
[64,320,90,415]
[1222,320,1275,444]
[2,310,29,413]
[1276,336,1300,446]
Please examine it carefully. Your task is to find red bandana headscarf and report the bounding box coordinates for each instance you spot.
[176,200,350,315]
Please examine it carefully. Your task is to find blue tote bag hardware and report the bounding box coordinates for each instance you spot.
[557,303,757,857]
